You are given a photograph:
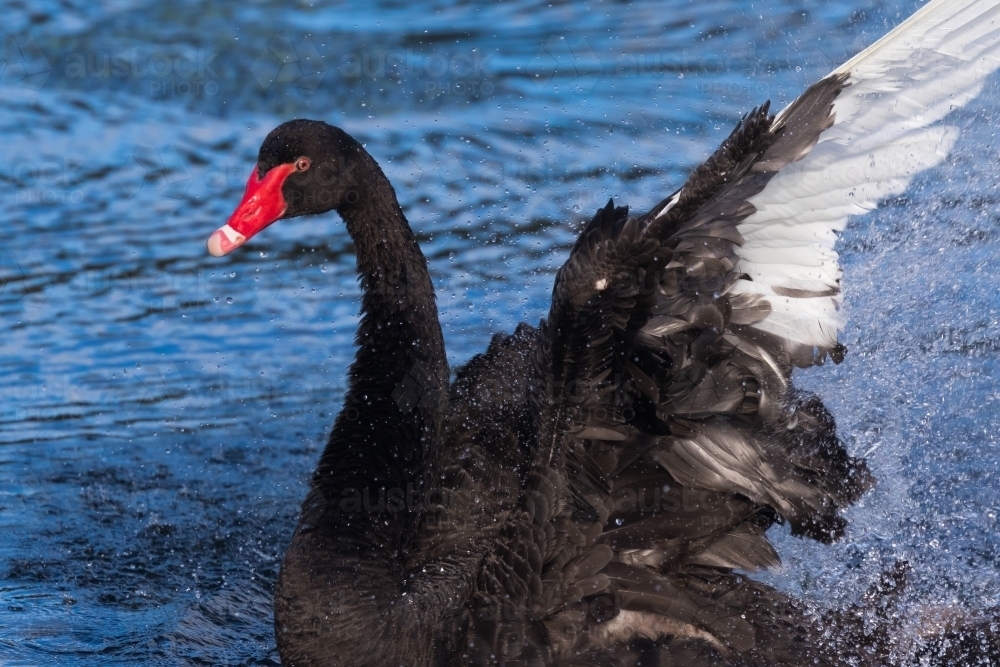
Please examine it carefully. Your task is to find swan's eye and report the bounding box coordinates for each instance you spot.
[295,157,311,171]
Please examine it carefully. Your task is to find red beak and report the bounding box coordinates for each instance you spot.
[208,162,297,257]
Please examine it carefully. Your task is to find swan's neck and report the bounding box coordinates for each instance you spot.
[275,151,452,665]
[318,151,448,538]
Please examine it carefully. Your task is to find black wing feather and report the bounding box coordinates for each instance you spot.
[425,75,878,666]
[454,75,873,666]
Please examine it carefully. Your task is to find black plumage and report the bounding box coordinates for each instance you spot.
[262,80,875,667]
[209,3,1000,660]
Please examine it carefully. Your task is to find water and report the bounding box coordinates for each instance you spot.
[2,0,1000,663]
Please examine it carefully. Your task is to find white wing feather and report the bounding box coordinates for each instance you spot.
[731,0,1000,349]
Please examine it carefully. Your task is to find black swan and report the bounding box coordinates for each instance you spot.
[207,1,1000,664]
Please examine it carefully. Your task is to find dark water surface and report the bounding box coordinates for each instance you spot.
[3,0,1000,664]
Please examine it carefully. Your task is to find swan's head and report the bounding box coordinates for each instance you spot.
[208,119,362,256]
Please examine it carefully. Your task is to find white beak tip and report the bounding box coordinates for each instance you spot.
[207,225,246,257]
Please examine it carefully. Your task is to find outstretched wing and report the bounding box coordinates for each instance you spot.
[463,0,1000,664]
[725,0,1000,351]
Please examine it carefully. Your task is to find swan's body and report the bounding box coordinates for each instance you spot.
[207,1,1000,664]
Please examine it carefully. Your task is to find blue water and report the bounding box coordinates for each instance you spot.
[2,0,1000,664]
